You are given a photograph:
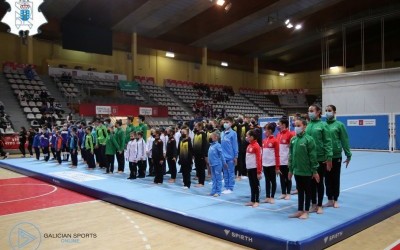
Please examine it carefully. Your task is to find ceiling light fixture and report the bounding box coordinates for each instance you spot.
[224,2,232,12]
[216,0,225,6]
[295,24,302,30]
[221,61,228,67]
[285,19,290,25]
[279,72,285,76]
[286,23,293,28]
[330,66,339,70]
[166,52,175,58]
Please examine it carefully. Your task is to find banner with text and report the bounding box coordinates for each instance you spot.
[119,81,139,91]
[48,67,127,81]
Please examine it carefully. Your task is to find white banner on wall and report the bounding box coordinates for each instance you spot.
[96,106,112,115]
[139,107,152,116]
[347,119,376,126]
[49,67,127,81]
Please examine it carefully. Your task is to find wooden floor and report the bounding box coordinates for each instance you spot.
[0,167,398,250]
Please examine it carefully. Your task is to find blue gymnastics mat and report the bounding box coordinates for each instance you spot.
[1,151,399,250]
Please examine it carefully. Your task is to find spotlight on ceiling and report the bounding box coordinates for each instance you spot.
[224,2,232,12]
[166,52,175,58]
[295,24,302,30]
[221,61,228,67]
[330,66,339,70]
[286,23,293,28]
[279,72,286,77]
[216,0,225,6]
[285,19,290,25]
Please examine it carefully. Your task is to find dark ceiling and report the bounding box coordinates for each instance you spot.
[1,0,400,73]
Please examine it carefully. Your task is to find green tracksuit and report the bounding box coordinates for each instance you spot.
[85,133,94,153]
[105,133,118,155]
[125,124,134,147]
[326,119,352,160]
[289,132,319,176]
[114,127,125,152]
[134,123,148,141]
[96,124,107,146]
[305,119,333,162]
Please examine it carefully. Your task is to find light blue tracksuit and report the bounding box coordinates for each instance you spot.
[221,128,238,190]
[208,141,226,195]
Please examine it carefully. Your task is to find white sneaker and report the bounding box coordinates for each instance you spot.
[182,186,189,190]
[208,181,213,185]
[241,176,248,179]
[222,189,232,194]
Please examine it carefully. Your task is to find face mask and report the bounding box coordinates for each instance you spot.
[326,112,334,120]
[308,112,317,120]
[208,138,213,143]
[295,127,303,135]
[223,123,231,129]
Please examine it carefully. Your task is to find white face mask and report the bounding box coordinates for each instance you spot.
[223,123,231,129]
[308,112,317,120]
[325,112,334,120]
[295,127,303,135]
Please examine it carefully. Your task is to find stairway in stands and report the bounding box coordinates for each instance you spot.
[0,73,29,129]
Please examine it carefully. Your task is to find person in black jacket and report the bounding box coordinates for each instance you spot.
[178,128,193,189]
[192,122,208,187]
[19,127,27,157]
[27,127,35,157]
[166,127,178,183]
[152,129,165,184]
[236,116,250,180]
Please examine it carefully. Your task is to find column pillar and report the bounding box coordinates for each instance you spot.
[202,47,208,83]
[253,57,259,88]
[132,32,138,80]
[27,36,34,64]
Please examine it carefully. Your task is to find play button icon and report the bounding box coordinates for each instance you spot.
[9,222,41,250]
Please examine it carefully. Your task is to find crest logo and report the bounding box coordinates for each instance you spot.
[1,0,47,36]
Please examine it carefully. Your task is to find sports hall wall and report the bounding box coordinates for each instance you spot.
[0,32,321,93]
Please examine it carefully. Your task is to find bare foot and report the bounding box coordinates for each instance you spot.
[168,179,175,183]
[284,194,291,200]
[299,212,309,219]
[291,189,298,195]
[245,202,254,206]
[195,184,204,187]
[289,211,303,218]
[279,194,286,199]
[309,204,318,213]
[334,201,339,208]
[317,206,324,214]
[263,198,270,203]
[323,200,334,207]
[252,202,259,208]
[236,176,241,181]
[269,198,275,204]
[213,194,220,197]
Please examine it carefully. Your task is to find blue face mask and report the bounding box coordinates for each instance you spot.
[295,127,303,135]
[223,123,231,129]
[326,112,334,120]
[308,112,317,120]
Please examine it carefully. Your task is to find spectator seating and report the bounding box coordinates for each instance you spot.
[240,89,286,117]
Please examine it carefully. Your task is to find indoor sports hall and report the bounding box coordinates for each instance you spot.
[0,1,399,250]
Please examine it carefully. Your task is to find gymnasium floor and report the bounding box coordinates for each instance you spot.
[0,151,399,250]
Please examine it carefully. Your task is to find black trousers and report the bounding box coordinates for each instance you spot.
[325,157,342,201]
[116,151,125,172]
[137,160,146,178]
[27,144,33,156]
[0,146,7,156]
[153,159,163,184]
[51,147,56,159]
[148,158,154,176]
[106,154,115,173]
[87,151,96,169]
[311,162,326,206]
[194,156,206,185]
[62,145,69,161]
[295,175,312,211]
[263,166,277,198]
[71,149,78,166]
[181,163,192,188]
[81,148,87,162]
[236,148,247,176]
[98,145,106,168]
[19,142,26,156]
[42,147,49,162]
[248,168,260,203]
[34,147,40,160]
[56,150,62,164]
[129,162,138,178]
[167,157,177,179]
[279,165,292,195]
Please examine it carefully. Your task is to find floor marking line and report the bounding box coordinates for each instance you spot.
[341,172,400,192]
[0,184,57,204]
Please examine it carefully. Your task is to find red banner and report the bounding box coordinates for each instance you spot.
[3,134,25,150]
[79,103,168,117]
